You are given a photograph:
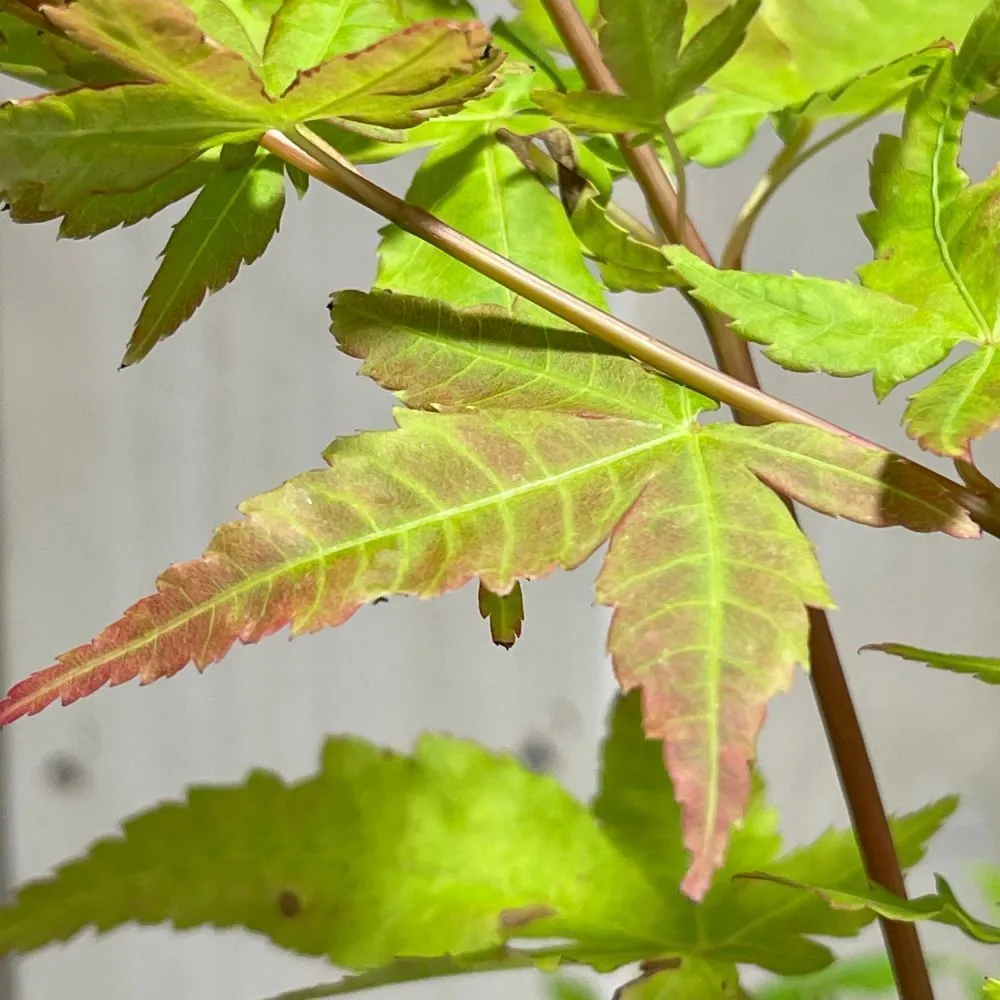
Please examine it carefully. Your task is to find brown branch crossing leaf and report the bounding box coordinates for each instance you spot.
[0,293,978,898]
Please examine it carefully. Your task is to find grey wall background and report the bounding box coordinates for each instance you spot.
[0,7,998,997]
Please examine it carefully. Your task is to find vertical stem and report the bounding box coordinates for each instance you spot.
[538,4,934,997]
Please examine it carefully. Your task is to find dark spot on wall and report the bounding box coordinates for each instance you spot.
[516,735,557,774]
[42,752,87,793]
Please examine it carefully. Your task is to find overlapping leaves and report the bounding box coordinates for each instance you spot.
[0,283,976,897]
[665,0,1000,457]
[0,0,503,360]
[521,0,977,167]
[0,693,955,987]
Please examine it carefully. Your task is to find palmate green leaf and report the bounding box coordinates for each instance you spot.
[0,734,674,967]
[478,580,524,648]
[864,642,1000,684]
[0,84,264,221]
[744,873,1000,945]
[596,436,833,899]
[664,247,967,397]
[375,111,607,324]
[123,152,285,365]
[185,0,282,65]
[510,0,599,54]
[0,409,684,723]
[570,190,680,293]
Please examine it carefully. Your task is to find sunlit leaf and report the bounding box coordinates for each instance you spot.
[124,152,285,364]
[665,247,967,398]
[330,291,700,420]
[985,980,1000,1000]
[742,872,1000,945]
[864,642,1000,684]
[597,435,833,899]
[0,734,672,965]
[0,410,682,722]
[185,0,278,65]
[0,84,263,221]
[904,347,1000,459]
[478,581,524,648]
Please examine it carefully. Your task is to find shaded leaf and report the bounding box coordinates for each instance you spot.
[571,190,680,293]
[0,83,263,220]
[0,734,672,965]
[864,642,1000,684]
[694,796,957,972]
[124,152,285,365]
[711,423,979,538]
[261,949,537,1000]
[0,410,682,722]
[592,690,691,898]
[375,127,607,324]
[598,0,685,112]
[665,246,967,398]
[186,0,274,65]
[546,976,602,1000]
[742,872,1000,945]
[531,89,662,137]
[478,580,524,648]
[667,90,770,167]
[261,0,409,96]
[615,960,741,1000]
[662,0,760,109]
[596,434,833,899]
[57,150,221,239]
[0,8,131,87]
[330,291,704,422]
[272,19,504,127]
[793,45,951,121]
[904,347,1000,459]
[45,0,271,110]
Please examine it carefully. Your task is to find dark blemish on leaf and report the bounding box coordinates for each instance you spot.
[499,903,555,930]
[277,889,301,917]
[516,734,557,773]
[639,958,681,975]
[42,751,87,793]
[371,596,389,605]
[482,43,493,59]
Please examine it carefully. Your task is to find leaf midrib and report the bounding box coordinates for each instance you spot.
[37,426,685,706]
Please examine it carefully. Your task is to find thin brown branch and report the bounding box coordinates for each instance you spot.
[534,5,936,999]
[266,125,997,545]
